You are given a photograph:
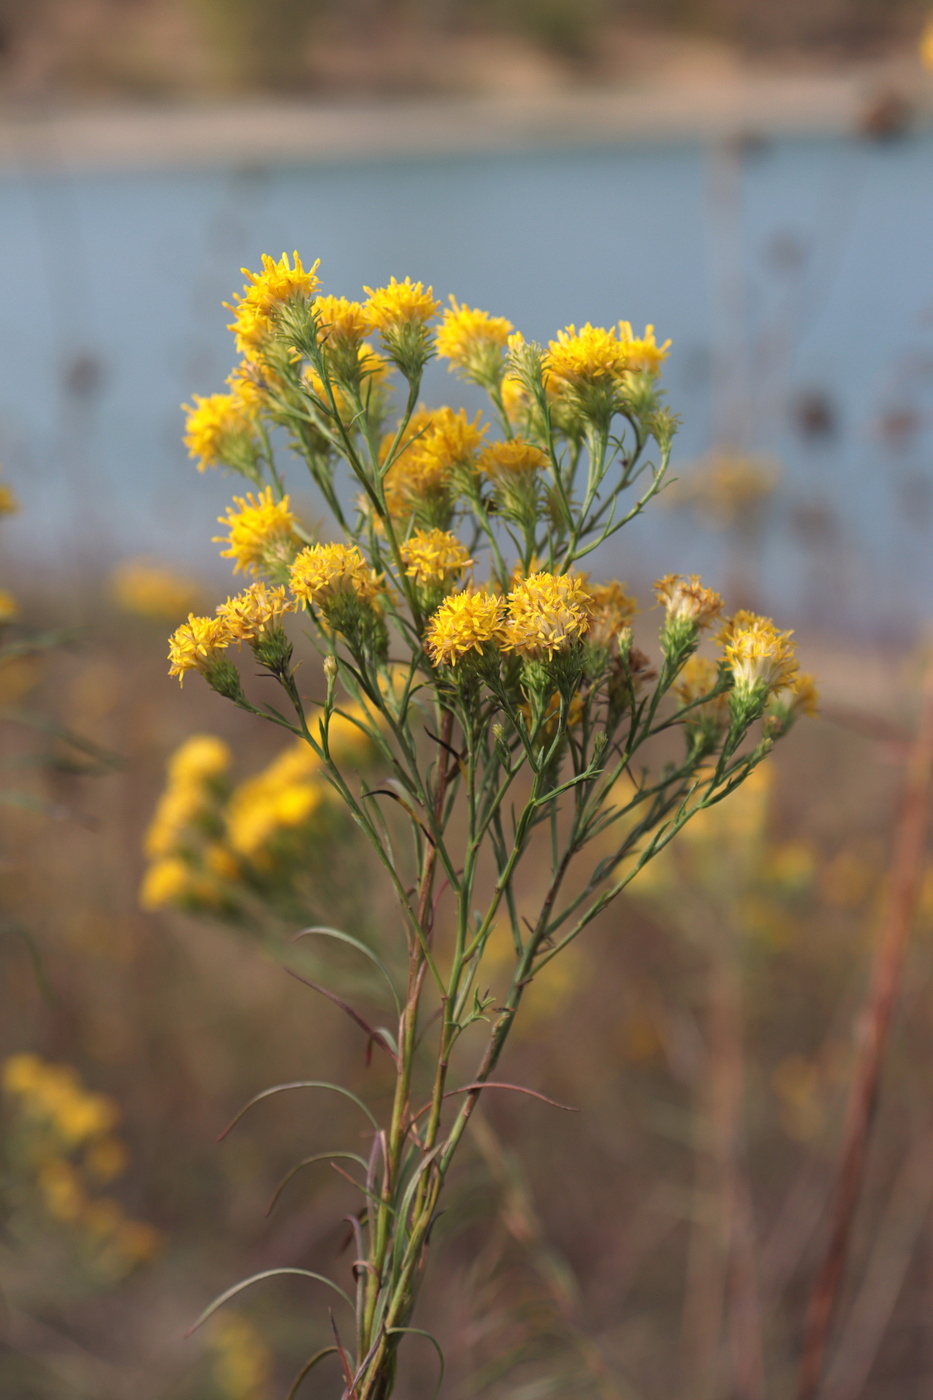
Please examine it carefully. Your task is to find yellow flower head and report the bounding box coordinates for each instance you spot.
[111,560,201,622]
[544,323,629,387]
[183,393,256,472]
[425,589,507,666]
[227,359,278,414]
[228,251,320,354]
[313,294,371,347]
[500,374,530,423]
[167,614,233,686]
[166,734,232,787]
[140,856,194,910]
[477,438,548,482]
[504,572,593,660]
[586,579,638,648]
[0,483,18,515]
[289,542,382,609]
[382,408,485,520]
[617,321,671,374]
[364,276,440,333]
[654,574,723,630]
[724,614,798,700]
[214,488,299,577]
[400,528,473,588]
[217,581,296,642]
[792,674,819,716]
[436,298,513,381]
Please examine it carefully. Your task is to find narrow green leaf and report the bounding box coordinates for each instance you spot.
[386,1326,445,1399]
[293,924,401,1014]
[184,1268,352,1337]
[218,1081,379,1140]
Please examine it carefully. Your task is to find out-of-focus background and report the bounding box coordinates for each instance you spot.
[3,4,933,1399]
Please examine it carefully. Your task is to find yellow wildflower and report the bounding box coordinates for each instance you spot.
[436,298,513,382]
[227,359,279,414]
[586,579,638,649]
[226,746,325,863]
[724,614,798,700]
[673,654,729,731]
[654,574,723,630]
[289,542,382,609]
[3,1052,45,1096]
[228,251,320,354]
[166,734,231,787]
[477,438,548,482]
[364,276,439,333]
[183,393,256,471]
[544,323,629,387]
[214,488,299,577]
[217,582,296,642]
[167,614,233,686]
[383,407,486,520]
[111,559,201,621]
[617,321,671,374]
[425,590,507,666]
[792,674,819,716]
[503,572,593,660]
[400,528,473,588]
[39,1159,85,1222]
[0,589,18,624]
[140,856,195,910]
[0,483,18,515]
[313,294,371,346]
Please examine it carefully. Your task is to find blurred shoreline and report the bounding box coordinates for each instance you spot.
[1,63,932,173]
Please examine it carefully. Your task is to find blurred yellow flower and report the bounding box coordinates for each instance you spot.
[0,588,18,623]
[215,488,299,577]
[400,528,473,588]
[183,393,256,472]
[111,559,201,622]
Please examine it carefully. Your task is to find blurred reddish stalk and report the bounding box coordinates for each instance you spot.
[797,655,933,1400]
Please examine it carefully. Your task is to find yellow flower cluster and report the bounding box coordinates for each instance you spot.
[3,1053,160,1278]
[111,559,201,622]
[217,581,296,643]
[425,589,507,666]
[586,579,638,649]
[477,438,548,482]
[364,276,439,333]
[142,713,379,903]
[141,735,236,910]
[228,251,320,355]
[290,542,383,609]
[436,297,514,381]
[400,528,473,588]
[383,407,486,520]
[722,612,799,701]
[183,393,256,471]
[655,573,724,630]
[545,322,631,387]
[0,481,18,515]
[617,321,671,373]
[313,293,371,346]
[503,571,593,659]
[425,571,593,667]
[215,488,299,577]
[168,614,232,686]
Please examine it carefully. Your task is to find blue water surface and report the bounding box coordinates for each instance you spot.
[1,130,932,636]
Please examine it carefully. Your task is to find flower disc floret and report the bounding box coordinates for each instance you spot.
[400,529,473,588]
[504,572,593,660]
[289,543,382,609]
[425,590,507,667]
[214,488,299,577]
